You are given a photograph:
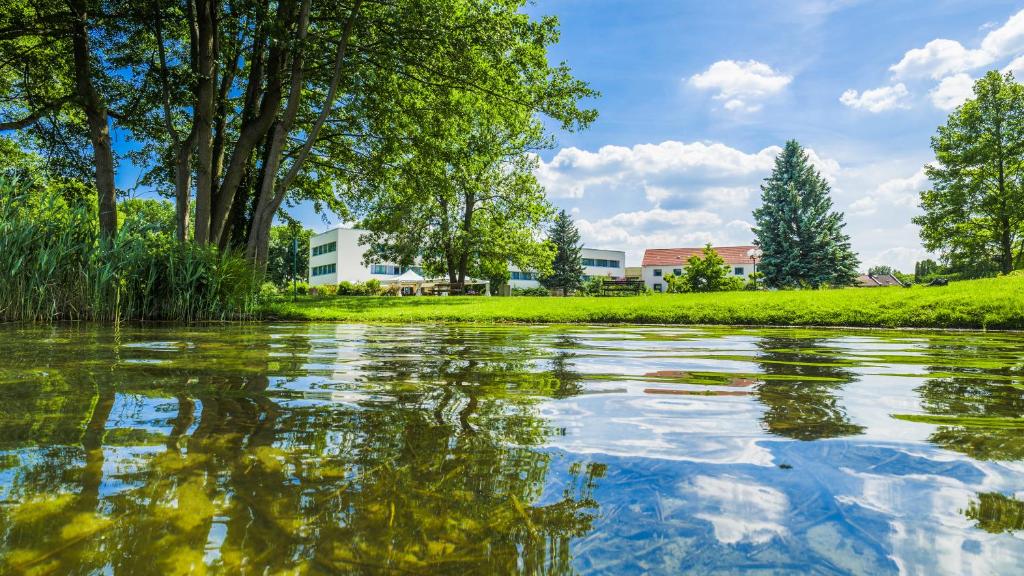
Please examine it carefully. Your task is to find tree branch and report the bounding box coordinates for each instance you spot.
[0,96,72,131]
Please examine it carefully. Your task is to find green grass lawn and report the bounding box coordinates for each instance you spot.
[262,274,1024,329]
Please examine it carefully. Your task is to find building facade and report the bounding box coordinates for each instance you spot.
[308,228,421,286]
[508,247,627,289]
[641,245,757,292]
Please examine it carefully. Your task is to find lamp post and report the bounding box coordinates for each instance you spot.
[747,248,763,289]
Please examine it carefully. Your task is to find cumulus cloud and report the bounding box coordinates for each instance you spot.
[929,73,975,110]
[889,39,991,80]
[689,60,792,112]
[848,168,928,216]
[535,140,842,264]
[839,83,911,112]
[890,8,1024,81]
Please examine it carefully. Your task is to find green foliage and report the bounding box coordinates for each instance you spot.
[868,265,895,276]
[914,259,946,283]
[540,210,584,295]
[512,287,550,297]
[336,280,382,296]
[665,245,745,293]
[0,178,260,322]
[266,225,313,287]
[581,276,605,296]
[259,282,280,301]
[965,492,1024,534]
[753,140,860,288]
[264,275,1024,330]
[915,71,1024,277]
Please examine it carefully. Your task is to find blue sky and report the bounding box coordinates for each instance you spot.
[147,0,1024,270]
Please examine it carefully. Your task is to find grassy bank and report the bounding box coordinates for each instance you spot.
[263,274,1024,329]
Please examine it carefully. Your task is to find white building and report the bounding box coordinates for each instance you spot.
[308,227,421,285]
[641,245,757,292]
[508,247,626,289]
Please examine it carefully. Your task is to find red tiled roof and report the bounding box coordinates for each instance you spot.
[642,246,757,267]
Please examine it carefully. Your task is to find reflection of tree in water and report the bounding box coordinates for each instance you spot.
[0,325,602,574]
[913,375,1024,461]
[753,336,865,440]
[964,492,1024,534]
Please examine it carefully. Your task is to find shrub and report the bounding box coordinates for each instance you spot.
[364,279,382,295]
[581,276,605,296]
[260,282,280,301]
[512,286,549,296]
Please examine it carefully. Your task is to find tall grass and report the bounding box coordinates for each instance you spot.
[0,178,261,322]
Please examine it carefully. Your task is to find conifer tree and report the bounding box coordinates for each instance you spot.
[753,140,859,288]
[541,210,584,295]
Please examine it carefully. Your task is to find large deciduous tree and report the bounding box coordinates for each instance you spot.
[540,210,584,296]
[753,140,860,288]
[914,70,1024,276]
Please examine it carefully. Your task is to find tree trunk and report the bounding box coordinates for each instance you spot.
[192,0,217,245]
[69,0,117,238]
[245,0,361,266]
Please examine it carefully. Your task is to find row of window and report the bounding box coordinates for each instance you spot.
[652,267,746,277]
[311,263,336,276]
[312,241,337,256]
[370,265,424,276]
[511,271,537,281]
[582,258,620,268]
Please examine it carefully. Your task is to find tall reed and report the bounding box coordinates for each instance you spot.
[0,177,261,322]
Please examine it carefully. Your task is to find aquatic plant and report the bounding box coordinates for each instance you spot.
[0,178,261,322]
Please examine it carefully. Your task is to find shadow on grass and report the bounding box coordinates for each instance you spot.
[289,296,488,312]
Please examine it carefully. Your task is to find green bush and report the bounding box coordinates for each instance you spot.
[581,276,604,295]
[0,178,261,322]
[337,279,382,296]
[512,286,549,296]
[259,282,280,301]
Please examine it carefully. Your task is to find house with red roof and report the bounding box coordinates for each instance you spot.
[641,245,759,292]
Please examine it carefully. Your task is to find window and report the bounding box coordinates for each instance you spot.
[608,260,619,268]
[653,269,662,277]
[311,263,336,276]
[673,268,682,276]
[511,271,537,281]
[653,283,662,292]
[734,267,744,275]
[371,264,400,275]
[311,241,336,256]
[581,258,595,266]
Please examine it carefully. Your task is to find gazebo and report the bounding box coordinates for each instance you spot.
[390,269,425,296]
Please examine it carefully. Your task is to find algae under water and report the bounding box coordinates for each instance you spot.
[0,324,1023,574]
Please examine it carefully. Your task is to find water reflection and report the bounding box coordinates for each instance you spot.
[0,324,1023,574]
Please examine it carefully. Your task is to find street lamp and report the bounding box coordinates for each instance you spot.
[747,248,763,289]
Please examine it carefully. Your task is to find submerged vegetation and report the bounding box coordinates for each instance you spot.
[265,274,1024,329]
[0,180,260,322]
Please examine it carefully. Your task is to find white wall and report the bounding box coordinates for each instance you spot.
[309,228,409,285]
[641,263,753,291]
[508,247,626,290]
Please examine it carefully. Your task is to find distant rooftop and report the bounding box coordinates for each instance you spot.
[642,246,757,267]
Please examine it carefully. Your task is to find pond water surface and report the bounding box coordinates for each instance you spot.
[1,324,1023,574]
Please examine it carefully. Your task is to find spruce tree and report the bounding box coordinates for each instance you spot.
[752,140,859,288]
[541,210,584,295]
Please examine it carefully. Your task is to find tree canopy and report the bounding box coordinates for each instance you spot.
[914,70,1024,277]
[0,0,596,268]
[752,140,860,288]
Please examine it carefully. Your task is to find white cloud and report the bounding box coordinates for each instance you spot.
[848,196,878,216]
[874,168,929,207]
[889,39,990,80]
[691,475,788,545]
[890,9,1024,81]
[689,60,792,112]
[929,73,975,110]
[839,83,911,112]
[1002,54,1024,76]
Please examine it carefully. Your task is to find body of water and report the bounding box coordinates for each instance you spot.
[1,324,1022,574]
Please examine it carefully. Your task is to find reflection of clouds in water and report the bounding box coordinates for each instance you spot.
[839,460,1024,576]
[689,475,787,544]
[542,392,775,466]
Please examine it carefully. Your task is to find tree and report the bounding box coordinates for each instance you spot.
[753,140,860,288]
[541,210,584,295]
[665,244,743,293]
[914,259,943,282]
[266,224,313,287]
[868,265,895,276]
[914,71,1024,277]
